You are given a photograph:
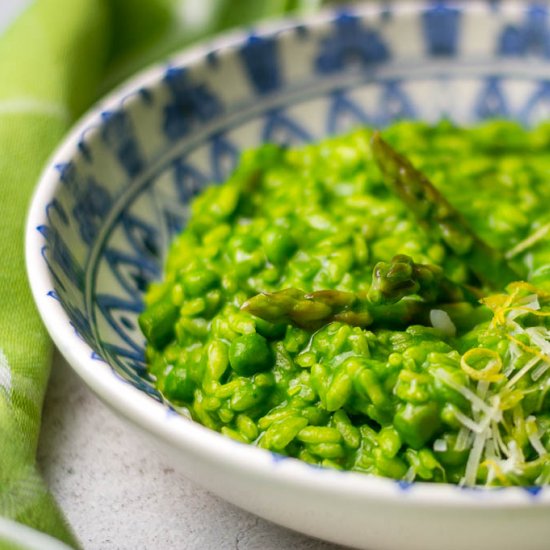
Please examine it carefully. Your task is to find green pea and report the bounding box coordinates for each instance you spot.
[138,296,179,350]
[254,317,286,340]
[229,333,274,376]
[164,367,195,403]
[262,226,297,265]
[182,268,219,297]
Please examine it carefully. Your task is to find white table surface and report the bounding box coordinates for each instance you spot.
[37,353,346,550]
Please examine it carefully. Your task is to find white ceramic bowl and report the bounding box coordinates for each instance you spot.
[0,518,73,550]
[26,3,550,549]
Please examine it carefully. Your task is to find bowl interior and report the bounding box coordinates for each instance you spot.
[37,3,550,405]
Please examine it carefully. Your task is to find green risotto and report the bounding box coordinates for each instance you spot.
[140,121,550,486]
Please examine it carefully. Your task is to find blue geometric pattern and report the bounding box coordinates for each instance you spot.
[475,76,509,120]
[238,34,282,94]
[172,159,208,203]
[315,12,390,73]
[36,2,550,494]
[326,90,371,134]
[101,110,144,177]
[499,4,550,57]
[38,209,85,292]
[209,134,239,182]
[262,109,312,145]
[378,80,417,124]
[162,67,223,140]
[520,79,550,124]
[422,2,461,56]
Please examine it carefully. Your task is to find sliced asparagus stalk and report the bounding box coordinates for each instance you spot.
[370,132,520,289]
[242,255,482,331]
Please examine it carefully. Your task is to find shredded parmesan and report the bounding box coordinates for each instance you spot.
[435,369,495,415]
[505,222,550,259]
[455,427,471,452]
[430,309,457,337]
[453,408,485,434]
[451,283,550,486]
[532,362,550,382]
[526,416,547,457]
[404,467,416,483]
[463,429,488,486]
[504,355,541,389]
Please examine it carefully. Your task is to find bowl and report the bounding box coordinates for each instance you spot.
[26,3,550,549]
[0,518,73,550]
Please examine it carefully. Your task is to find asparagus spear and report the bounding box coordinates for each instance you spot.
[241,287,371,330]
[241,286,482,331]
[242,255,482,331]
[368,254,481,305]
[370,132,520,289]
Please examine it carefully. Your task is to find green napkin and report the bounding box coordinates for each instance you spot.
[0,0,177,546]
[0,0,332,547]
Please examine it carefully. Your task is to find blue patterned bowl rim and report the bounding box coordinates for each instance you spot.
[26,1,550,504]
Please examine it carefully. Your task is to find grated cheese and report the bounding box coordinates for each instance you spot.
[451,284,550,485]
